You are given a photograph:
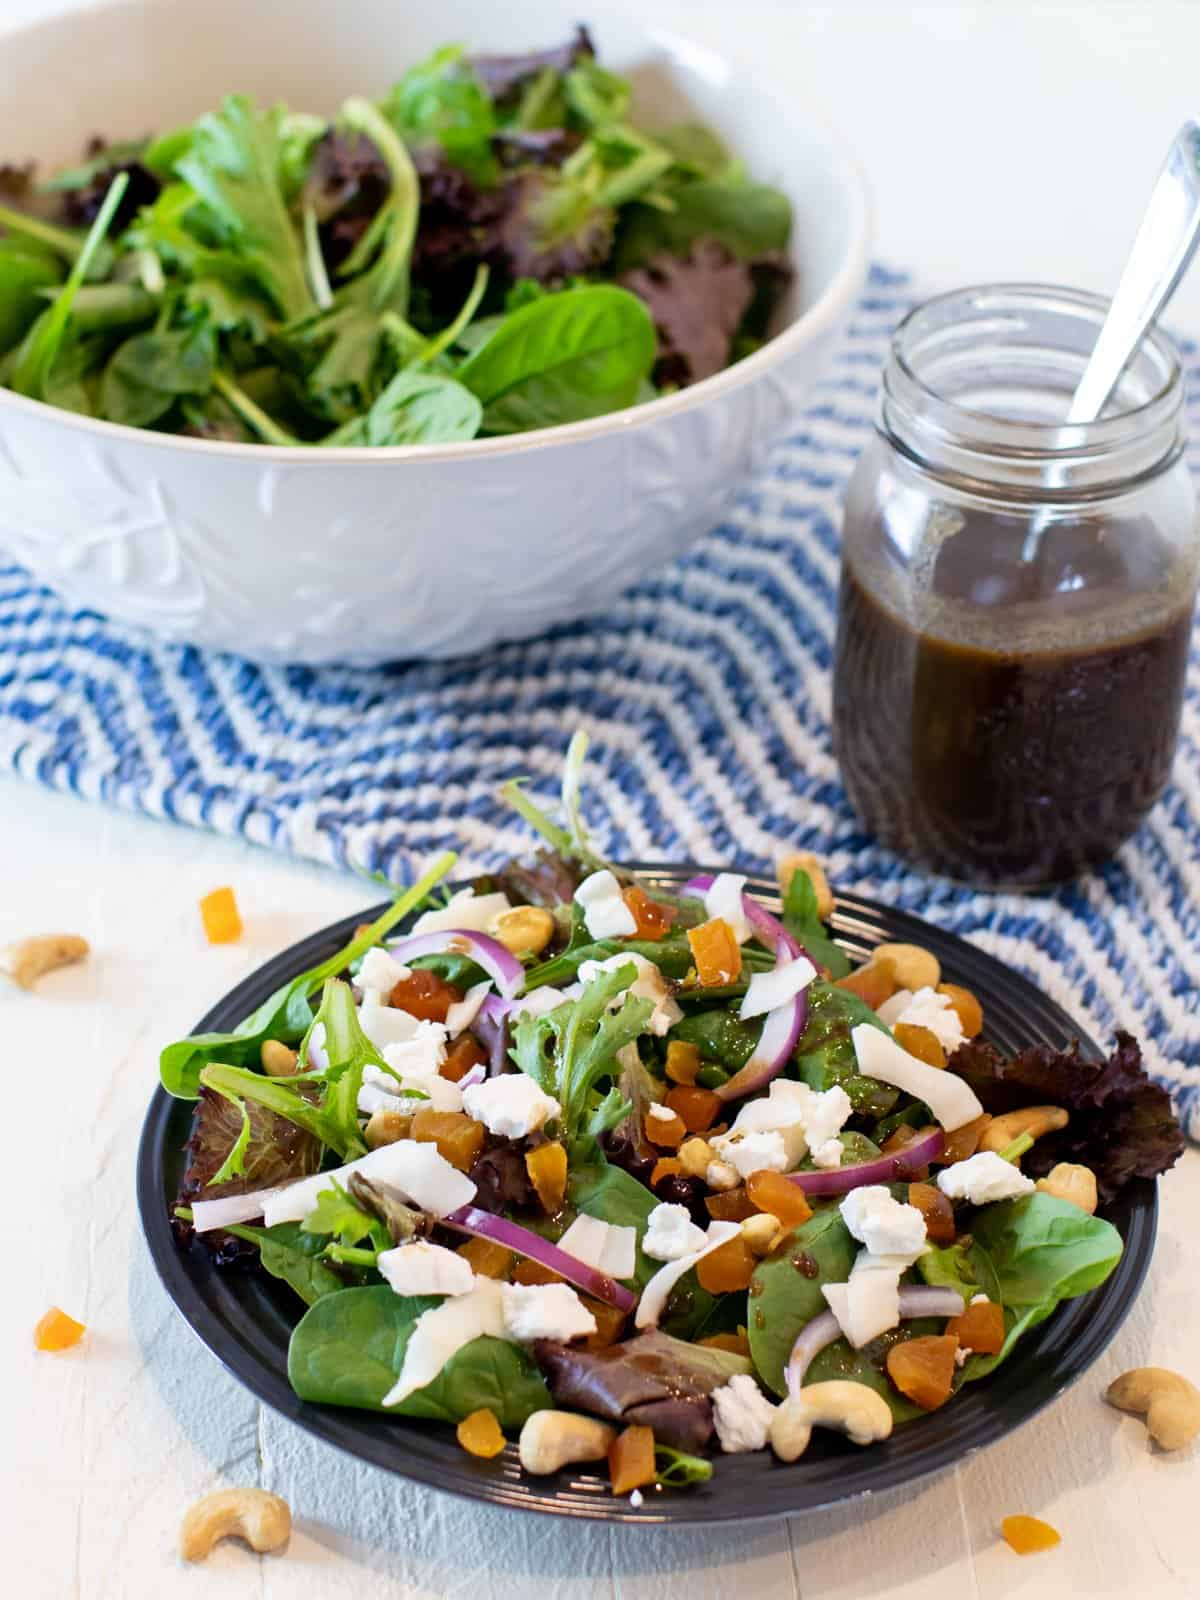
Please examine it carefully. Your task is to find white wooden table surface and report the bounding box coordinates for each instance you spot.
[4,2,1200,1596]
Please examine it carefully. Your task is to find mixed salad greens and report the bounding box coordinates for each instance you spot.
[163,735,1183,1496]
[0,27,791,446]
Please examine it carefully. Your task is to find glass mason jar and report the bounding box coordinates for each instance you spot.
[834,284,1198,886]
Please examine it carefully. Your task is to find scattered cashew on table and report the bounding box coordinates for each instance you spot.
[179,1488,292,1562]
[1106,1368,1200,1451]
[0,932,89,990]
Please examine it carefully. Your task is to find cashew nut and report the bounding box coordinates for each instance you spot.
[679,1136,716,1178]
[1036,1162,1098,1214]
[777,852,835,920]
[1,933,89,991]
[1106,1367,1200,1451]
[705,1159,741,1191]
[518,1410,616,1475]
[741,1212,784,1256]
[769,1381,894,1462]
[364,1109,412,1149]
[260,1039,299,1077]
[179,1487,291,1562]
[491,905,556,958]
[979,1106,1068,1152]
[872,942,940,992]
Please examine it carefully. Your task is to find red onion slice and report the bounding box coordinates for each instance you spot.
[442,1205,637,1312]
[385,929,525,999]
[714,948,807,1103]
[783,1127,946,1196]
[784,1286,966,1396]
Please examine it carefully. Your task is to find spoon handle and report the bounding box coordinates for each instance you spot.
[1067,119,1200,423]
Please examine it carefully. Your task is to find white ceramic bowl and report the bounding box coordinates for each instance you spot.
[0,0,870,663]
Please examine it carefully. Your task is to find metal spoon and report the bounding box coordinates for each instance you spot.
[1021,119,1200,558]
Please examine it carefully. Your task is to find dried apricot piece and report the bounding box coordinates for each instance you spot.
[456,1238,513,1279]
[941,1113,992,1163]
[886,1334,960,1410]
[835,956,896,1009]
[665,1040,702,1085]
[687,918,742,986]
[441,1033,486,1083]
[34,1306,86,1351]
[705,1188,758,1223]
[665,1084,722,1133]
[608,1424,657,1495]
[622,885,676,940]
[908,1181,956,1245]
[893,1022,946,1068]
[644,1107,687,1148]
[512,1258,564,1287]
[410,1108,486,1172]
[695,1234,757,1294]
[745,1169,813,1229]
[946,1298,1005,1355]
[526,1141,568,1215]
[389,967,463,1023]
[457,1408,506,1459]
[199,887,242,945]
[650,1156,683,1187]
[938,983,983,1040]
[699,1330,752,1358]
[583,1299,628,1351]
[1001,1515,1061,1555]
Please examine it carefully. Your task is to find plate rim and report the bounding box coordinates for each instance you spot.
[136,864,1158,1525]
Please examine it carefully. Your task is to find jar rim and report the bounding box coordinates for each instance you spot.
[886,282,1183,460]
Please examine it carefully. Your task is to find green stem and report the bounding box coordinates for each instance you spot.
[323,1244,380,1268]
[212,369,301,447]
[417,264,489,365]
[0,202,95,262]
[340,96,419,311]
[500,777,575,858]
[999,1131,1034,1165]
[302,204,333,310]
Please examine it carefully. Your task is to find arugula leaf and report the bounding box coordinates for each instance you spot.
[222,1220,352,1306]
[384,45,498,186]
[300,1178,389,1250]
[565,61,631,127]
[781,865,851,978]
[0,243,62,354]
[101,320,216,427]
[917,1240,1002,1307]
[287,1285,551,1425]
[160,851,455,1097]
[456,284,656,434]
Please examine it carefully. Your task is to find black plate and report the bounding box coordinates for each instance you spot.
[137,866,1156,1524]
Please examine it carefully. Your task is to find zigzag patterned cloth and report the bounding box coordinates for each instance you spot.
[2,265,1198,1136]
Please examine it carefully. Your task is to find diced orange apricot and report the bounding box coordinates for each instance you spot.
[705,1188,759,1223]
[650,1156,683,1187]
[939,983,983,1040]
[621,885,676,940]
[894,1022,946,1068]
[696,1234,757,1294]
[583,1298,628,1350]
[456,1238,513,1279]
[745,1169,814,1230]
[687,918,742,987]
[886,1334,960,1411]
[441,1033,486,1083]
[835,956,896,1009]
[699,1329,752,1358]
[512,1258,565,1287]
[1001,1515,1061,1555]
[199,886,242,945]
[411,1108,486,1172]
[665,1040,702,1085]
[908,1181,956,1245]
[456,1408,506,1459]
[34,1306,86,1352]
[526,1141,568,1215]
[941,1113,992,1164]
[608,1424,657,1496]
[665,1084,722,1133]
[644,1108,687,1148]
[388,967,463,1022]
[946,1297,1005,1355]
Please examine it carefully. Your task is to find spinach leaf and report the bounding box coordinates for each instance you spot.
[615,175,792,271]
[804,1320,943,1423]
[361,367,481,445]
[795,982,899,1117]
[964,1192,1124,1376]
[384,45,498,186]
[159,852,454,1097]
[49,282,157,336]
[223,1221,345,1306]
[457,285,656,434]
[670,1008,759,1072]
[747,1207,856,1395]
[101,321,216,427]
[287,1285,551,1426]
[0,243,62,354]
[782,866,850,978]
[653,122,732,179]
[176,96,315,322]
[41,333,109,415]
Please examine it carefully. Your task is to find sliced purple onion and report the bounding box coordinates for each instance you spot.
[385,929,525,999]
[714,949,807,1103]
[442,1204,637,1312]
[784,1127,946,1196]
[191,1188,288,1233]
[784,1286,966,1397]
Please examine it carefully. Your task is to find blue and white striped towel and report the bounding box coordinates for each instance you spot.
[2,265,1198,1135]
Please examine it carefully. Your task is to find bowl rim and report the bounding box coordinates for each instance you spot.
[0,11,873,465]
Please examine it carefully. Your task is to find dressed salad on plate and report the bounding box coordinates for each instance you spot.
[164,735,1183,1498]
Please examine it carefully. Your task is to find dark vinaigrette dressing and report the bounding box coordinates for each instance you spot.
[834,509,1196,885]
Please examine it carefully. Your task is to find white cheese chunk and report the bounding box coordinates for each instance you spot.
[852,1024,984,1131]
[411,888,512,936]
[514,985,572,1019]
[877,986,966,1053]
[380,1022,448,1078]
[357,1060,463,1118]
[461,1073,561,1139]
[444,979,492,1038]
[576,952,683,1035]
[647,1102,676,1122]
[575,869,637,939]
[710,1128,789,1179]
[839,1185,928,1260]
[739,954,818,1021]
[382,1280,506,1406]
[635,1221,741,1329]
[263,1139,475,1227]
[704,874,753,944]
[377,1240,476,1298]
[712,1373,778,1453]
[822,1251,906,1349]
[357,998,424,1053]
[937,1151,1036,1205]
[642,1202,709,1262]
[502,1282,597,1343]
[556,1214,638,1280]
[721,1080,851,1172]
[357,947,412,997]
